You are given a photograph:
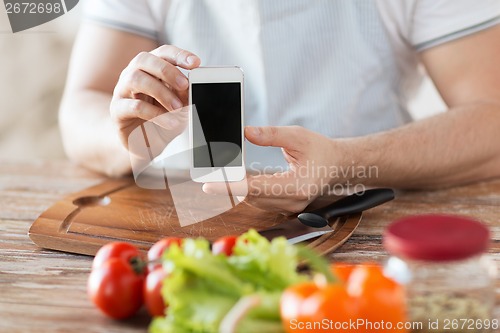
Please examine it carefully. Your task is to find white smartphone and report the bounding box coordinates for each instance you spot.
[189,67,245,183]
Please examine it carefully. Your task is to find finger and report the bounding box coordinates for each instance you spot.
[150,45,201,70]
[242,174,313,214]
[130,52,189,91]
[247,173,305,199]
[243,197,297,215]
[118,69,183,111]
[244,126,307,151]
[203,173,311,214]
[203,172,298,199]
[110,98,166,123]
[150,106,190,133]
[178,88,188,105]
[202,179,248,197]
[201,181,291,214]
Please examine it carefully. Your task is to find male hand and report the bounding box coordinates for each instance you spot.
[110,45,201,147]
[203,126,351,214]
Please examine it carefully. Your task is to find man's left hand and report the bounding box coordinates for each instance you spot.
[202,126,350,214]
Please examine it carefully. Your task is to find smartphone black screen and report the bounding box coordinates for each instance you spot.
[192,82,242,168]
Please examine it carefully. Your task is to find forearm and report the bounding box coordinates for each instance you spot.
[59,89,131,177]
[343,102,500,189]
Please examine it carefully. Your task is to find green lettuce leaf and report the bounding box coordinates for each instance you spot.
[148,230,309,333]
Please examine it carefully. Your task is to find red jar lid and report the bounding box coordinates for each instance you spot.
[383,214,490,261]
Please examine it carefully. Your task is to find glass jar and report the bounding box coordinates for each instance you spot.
[383,214,498,333]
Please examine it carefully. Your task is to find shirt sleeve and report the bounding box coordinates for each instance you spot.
[83,0,159,40]
[410,0,500,51]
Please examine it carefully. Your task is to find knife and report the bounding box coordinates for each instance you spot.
[258,188,395,244]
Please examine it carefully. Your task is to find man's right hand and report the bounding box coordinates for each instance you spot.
[110,45,201,147]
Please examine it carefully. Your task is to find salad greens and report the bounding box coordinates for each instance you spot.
[149,230,318,333]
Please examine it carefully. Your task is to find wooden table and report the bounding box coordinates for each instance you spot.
[0,160,499,332]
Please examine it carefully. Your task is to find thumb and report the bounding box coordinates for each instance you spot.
[245,126,305,150]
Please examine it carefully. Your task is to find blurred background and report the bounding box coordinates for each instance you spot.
[0,4,445,162]
[0,4,80,160]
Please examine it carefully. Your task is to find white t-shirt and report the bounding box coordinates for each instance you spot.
[84,0,499,169]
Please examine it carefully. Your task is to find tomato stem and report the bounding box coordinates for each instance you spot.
[129,256,148,275]
[297,246,337,284]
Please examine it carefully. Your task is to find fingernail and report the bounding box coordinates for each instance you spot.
[175,75,188,89]
[247,126,260,137]
[202,184,214,195]
[185,55,196,65]
[171,98,183,110]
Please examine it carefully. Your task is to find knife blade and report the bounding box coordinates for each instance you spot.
[258,218,333,244]
[258,188,395,244]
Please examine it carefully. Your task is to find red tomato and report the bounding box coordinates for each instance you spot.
[144,267,168,317]
[88,258,144,319]
[281,281,359,333]
[92,242,144,272]
[212,235,238,256]
[280,282,320,324]
[330,263,356,283]
[281,264,407,333]
[346,264,407,332]
[147,237,182,270]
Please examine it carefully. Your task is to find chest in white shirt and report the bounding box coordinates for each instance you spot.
[161,0,413,168]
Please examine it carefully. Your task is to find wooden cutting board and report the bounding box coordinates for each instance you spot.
[28,176,362,256]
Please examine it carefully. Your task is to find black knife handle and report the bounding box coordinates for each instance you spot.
[297,188,395,228]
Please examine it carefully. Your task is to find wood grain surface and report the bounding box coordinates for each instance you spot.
[28,175,362,257]
[0,160,499,332]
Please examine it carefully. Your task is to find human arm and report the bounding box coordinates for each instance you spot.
[352,24,500,188]
[59,23,200,176]
[204,25,500,213]
[60,24,154,176]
